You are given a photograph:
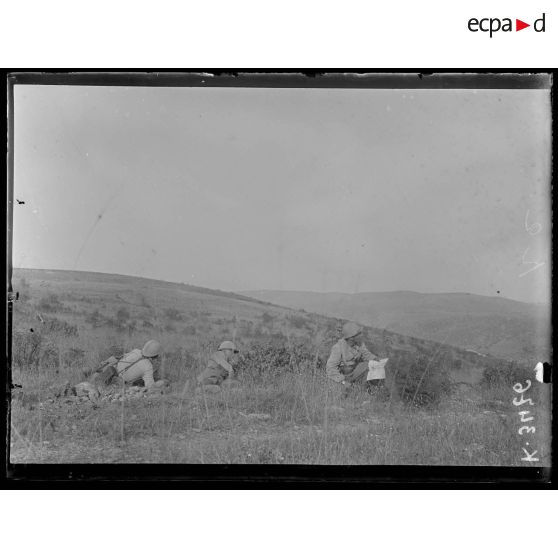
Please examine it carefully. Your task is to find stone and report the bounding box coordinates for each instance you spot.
[55,381,76,398]
[75,382,100,402]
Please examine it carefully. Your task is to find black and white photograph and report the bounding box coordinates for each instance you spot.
[6,73,553,472]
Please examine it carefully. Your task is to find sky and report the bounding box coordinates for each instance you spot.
[12,84,552,304]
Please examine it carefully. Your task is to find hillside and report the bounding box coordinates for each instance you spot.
[242,290,551,364]
[11,268,515,393]
[9,269,552,466]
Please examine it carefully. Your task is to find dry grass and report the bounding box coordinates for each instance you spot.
[8,269,551,466]
[9,355,552,465]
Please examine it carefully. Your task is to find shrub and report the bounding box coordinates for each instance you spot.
[288,314,310,329]
[37,293,61,312]
[40,343,59,369]
[104,317,119,329]
[116,307,131,322]
[261,312,275,325]
[482,361,524,389]
[63,347,87,368]
[238,342,324,382]
[43,317,78,337]
[12,330,43,369]
[391,352,450,406]
[86,309,103,328]
[164,307,182,321]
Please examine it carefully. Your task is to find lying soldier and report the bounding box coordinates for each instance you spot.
[326,322,383,392]
[197,341,240,391]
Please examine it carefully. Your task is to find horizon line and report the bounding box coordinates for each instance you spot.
[11,266,549,307]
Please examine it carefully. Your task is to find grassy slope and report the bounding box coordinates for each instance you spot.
[9,269,551,465]
[242,290,552,364]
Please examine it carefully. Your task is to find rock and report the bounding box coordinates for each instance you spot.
[75,382,100,402]
[55,381,76,398]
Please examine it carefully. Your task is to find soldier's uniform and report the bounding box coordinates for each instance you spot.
[326,338,378,384]
[117,349,158,388]
[326,322,382,391]
[91,339,162,389]
[197,341,240,387]
[197,351,235,385]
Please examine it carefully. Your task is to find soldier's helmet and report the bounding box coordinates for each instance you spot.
[342,322,363,340]
[218,341,239,353]
[142,339,161,357]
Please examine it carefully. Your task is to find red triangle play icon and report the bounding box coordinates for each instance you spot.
[516,19,530,31]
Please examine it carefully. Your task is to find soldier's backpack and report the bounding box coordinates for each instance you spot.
[94,350,147,386]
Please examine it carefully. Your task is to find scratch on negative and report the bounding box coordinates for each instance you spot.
[74,194,118,267]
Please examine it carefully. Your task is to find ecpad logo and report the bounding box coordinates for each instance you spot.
[468,13,546,37]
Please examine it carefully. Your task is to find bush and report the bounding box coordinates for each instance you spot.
[482,361,524,389]
[164,307,182,321]
[238,342,324,382]
[40,343,59,369]
[43,317,78,337]
[37,293,61,312]
[63,347,87,368]
[391,352,450,406]
[86,309,103,328]
[287,314,310,329]
[12,330,43,369]
[116,306,131,322]
[261,312,275,325]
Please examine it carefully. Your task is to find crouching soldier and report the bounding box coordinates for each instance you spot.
[197,341,240,392]
[117,339,164,389]
[326,322,382,393]
[92,339,165,390]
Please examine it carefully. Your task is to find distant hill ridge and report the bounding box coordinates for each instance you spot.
[12,268,278,307]
[241,289,551,364]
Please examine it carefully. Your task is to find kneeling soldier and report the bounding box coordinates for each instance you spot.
[91,339,163,390]
[197,341,240,390]
[117,339,162,389]
[326,322,381,391]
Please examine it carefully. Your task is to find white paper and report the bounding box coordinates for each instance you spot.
[367,358,388,380]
